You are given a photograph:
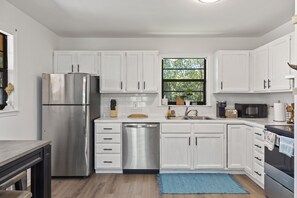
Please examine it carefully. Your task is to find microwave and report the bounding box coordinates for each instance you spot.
[235,103,268,118]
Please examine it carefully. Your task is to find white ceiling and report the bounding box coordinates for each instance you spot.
[7,0,294,38]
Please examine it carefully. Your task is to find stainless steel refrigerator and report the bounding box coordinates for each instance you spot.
[42,73,100,176]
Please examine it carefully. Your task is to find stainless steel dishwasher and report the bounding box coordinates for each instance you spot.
[123,123,160,173]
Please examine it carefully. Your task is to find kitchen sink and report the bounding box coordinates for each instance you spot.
[166,116,214,120]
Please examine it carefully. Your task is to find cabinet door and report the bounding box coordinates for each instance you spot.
[142,52,158,92]
[126,52,142,92]
[245,126,254,175]
[227,125,246,169]
[253,46,269,92]
[193,134,225,169]
[100,52,125,92]
[77,52,99,75]
[269,35,291,91]
[219,51,250,92]
[161,134,191,169]
[54,51,76,74]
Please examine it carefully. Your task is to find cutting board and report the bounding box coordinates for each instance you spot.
[127,114,148,119]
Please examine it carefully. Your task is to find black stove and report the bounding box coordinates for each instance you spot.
[265,125,294,138]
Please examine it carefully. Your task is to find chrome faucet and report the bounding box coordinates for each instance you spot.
[185,107,198,117]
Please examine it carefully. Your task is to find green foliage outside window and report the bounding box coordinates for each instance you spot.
[162,58,206,105]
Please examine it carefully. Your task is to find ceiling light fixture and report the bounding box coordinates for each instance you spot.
[198,0,221,3]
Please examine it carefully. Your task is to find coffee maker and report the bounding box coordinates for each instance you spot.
[216,101,227,118]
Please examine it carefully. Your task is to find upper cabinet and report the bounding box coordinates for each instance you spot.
[100,51,158,93]
[100,51,125,92]
[253,33,294,92]
[215,51,250,93]
[54,51,99,75]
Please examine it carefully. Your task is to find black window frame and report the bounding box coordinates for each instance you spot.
[162,58,207,105]
[0,32,8,110]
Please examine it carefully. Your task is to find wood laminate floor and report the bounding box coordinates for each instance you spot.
[52,174,265,198]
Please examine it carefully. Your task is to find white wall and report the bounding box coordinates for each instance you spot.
[0,1,59,140]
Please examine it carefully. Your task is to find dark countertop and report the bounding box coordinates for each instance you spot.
[0,140,51,167]
[265,125,294,138]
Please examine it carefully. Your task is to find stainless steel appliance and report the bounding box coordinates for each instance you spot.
[235,103,268,118]
[216,101,226,118]
[42,73,100,176]
[123,123,160,173]
[264,125,294,198]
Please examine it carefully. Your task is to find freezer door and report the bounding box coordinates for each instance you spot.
[42,105,92,176]
[42,73,90,105]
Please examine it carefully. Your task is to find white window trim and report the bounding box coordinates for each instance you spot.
[0,24,19,117]
[159,53,212,107]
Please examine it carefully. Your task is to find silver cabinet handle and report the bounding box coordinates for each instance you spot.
[254,157,262,161]
[255,132,262,136]
[103,161,113,164]
[103,148,112,151]
[221,81,223,90]
[264,80,266,89]
[189,137,191,146]
[71,65,74,72]
[103,138,112,140]
[103,128,112,130]
[254,171,262,176]
[138,82,140,90]
[254,144,262,149]
[268,79,271,88]
[121,81,123,90]
[143,81,146,90]
[78,64,80,72]
[195,137,197,146]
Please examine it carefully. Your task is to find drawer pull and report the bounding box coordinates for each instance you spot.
[255,157,262,161]
[103,138,113,140]
[103,148,112,151]
[103,128,113,130]
[255,132,262,136]
[254,144,262,149]
[103,161,113,164]
[254,171,262,176]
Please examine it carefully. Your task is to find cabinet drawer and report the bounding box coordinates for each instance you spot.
[254,128,264,141]
[96,154,121,169]
[193,124,225,133]
[96,124,121,133]
[96,134,121,143]
[162,124,191,133]
[96,144,120,154]
[254,139,264,154]
[254,162,264,184]
[254,150,264,167]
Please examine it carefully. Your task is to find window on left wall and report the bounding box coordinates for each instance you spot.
[0,32,8,110]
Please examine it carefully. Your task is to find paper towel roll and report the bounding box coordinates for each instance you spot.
[274,102,286,122]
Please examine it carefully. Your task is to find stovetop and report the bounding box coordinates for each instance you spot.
[265,125,294,138]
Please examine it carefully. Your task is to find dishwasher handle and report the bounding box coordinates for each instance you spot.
[124,124,159,128]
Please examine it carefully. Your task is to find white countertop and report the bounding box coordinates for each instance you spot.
[95,116,289,128]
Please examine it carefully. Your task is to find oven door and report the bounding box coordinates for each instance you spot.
[265,145,294,192]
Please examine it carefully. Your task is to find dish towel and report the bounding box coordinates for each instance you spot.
[264,130,276,151]
[279,136,294,158]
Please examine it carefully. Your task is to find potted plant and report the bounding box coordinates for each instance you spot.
[184,88,193,106]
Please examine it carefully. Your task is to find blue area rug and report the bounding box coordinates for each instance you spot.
[158,173,248,194]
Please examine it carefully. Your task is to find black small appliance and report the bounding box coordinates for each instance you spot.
[235,103,268,118]
[216,101,227,118]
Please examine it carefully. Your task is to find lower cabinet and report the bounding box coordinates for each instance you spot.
[161,123,226,170]
[161,134,192,169]
[193,134,225,169]
[228,125,246,169]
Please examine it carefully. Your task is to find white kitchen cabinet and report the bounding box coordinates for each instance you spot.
[142,52,158,92]
[100,51,125,92]
[54,51,99,75]
[245,126,254,176]
[193,134,225,169]
[253,46,269,92]
[268,35,292,91]
[161,134,192,169]
[215,51,250,93]
[227,125,246,169]
[126,52,142,92]
[253,34,293,92]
